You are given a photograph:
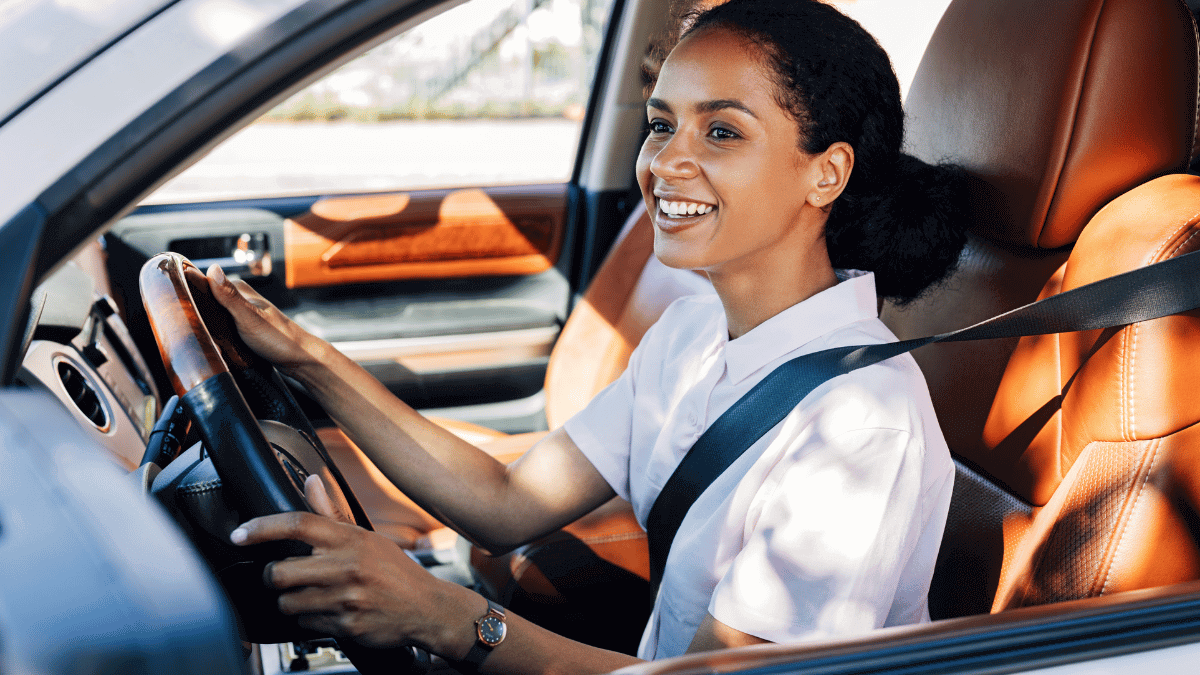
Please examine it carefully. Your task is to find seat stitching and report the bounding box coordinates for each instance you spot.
[1118,327,1128,441]
[1129,225,1200,440]
[1128,323,1138,440]
[1167,227,1200,259]
[1100,438,1162,595]
[1146,210,1200,263]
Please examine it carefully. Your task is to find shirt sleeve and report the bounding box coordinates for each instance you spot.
[708,426,928,643]
[561,336,648,503]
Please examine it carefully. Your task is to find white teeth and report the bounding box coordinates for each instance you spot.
[658,200,714,217]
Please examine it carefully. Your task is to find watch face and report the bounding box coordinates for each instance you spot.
[478,616,506,646]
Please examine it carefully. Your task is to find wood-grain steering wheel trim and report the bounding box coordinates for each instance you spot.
[140,253,253,394]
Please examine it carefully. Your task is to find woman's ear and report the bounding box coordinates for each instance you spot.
[807,142,854,208]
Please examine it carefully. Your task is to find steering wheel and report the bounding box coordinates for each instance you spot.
[139,253,422,673]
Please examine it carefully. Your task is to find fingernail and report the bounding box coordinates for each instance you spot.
[230,527,248,544]
[211,265,227,285]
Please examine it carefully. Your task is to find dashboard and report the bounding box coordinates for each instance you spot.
[16,240,162,470]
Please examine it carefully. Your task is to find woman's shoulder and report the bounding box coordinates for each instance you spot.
[644,293,726,345]
[625,293,725,379]
[804,317,940,441]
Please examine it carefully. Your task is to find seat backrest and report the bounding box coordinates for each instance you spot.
[543,202,713,428]
[885,0,1199,618]
[989,174,1200,609]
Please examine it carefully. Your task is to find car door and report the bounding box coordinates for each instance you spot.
[103,0,624,433]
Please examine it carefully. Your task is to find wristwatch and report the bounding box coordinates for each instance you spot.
[460,599,507,673]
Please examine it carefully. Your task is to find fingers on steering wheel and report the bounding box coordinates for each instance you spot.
[294,610,351,638]
[208,264,253,311]
[306,474,355,524]
[264,555,335,591]
[277,583,357,617]
[231,511,345,548]
[209,265,284,335]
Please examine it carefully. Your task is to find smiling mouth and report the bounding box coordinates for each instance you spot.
[657,198,716,218]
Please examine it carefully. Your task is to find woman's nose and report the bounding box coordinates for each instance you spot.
[649,134,699,179]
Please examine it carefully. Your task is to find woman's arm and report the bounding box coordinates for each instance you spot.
[688,615,769,652]
[206,266,615,552]
[235,478,761,675]
[234,477,638,675]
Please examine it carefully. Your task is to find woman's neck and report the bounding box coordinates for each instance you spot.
[707,235,839,340]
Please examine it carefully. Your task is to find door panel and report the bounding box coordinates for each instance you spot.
[284,184,566,287]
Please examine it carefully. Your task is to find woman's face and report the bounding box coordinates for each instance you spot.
[636,27,828,275]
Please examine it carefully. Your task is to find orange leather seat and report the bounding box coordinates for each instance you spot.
[885,0,1200,618]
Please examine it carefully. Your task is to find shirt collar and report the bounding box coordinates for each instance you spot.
[723,271,879,385]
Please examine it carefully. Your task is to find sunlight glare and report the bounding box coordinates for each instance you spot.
[190,0,266,48]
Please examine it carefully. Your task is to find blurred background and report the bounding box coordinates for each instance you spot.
[146,0,953,204]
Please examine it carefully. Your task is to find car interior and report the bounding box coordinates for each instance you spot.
[10,0,1200,672]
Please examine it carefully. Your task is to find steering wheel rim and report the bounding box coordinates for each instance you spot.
[140,254,429,673]
[140,252,366,523]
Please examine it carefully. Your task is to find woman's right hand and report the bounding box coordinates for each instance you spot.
[206,264,325,374]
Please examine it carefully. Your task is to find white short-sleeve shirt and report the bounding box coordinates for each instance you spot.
[562,272,953,660]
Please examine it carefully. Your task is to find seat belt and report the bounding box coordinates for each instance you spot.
[645,248,1200,596]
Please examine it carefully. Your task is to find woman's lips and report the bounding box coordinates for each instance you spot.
[654,198,717,232]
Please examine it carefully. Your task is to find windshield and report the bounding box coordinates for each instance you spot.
[0,0,178,125]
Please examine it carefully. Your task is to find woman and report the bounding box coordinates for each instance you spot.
[216,0,966,670]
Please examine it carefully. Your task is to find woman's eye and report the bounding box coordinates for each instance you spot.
[647,119,673,134]
[709,126,740,140]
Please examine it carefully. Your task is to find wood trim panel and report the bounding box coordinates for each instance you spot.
[139,253,230,394]
[284,184,567,288]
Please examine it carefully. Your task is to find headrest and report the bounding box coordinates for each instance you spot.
[905,0,1197,249]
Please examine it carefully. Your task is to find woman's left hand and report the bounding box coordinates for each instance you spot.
[230,475,470,652]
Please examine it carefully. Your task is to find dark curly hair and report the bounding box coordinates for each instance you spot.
[662,0,967,303]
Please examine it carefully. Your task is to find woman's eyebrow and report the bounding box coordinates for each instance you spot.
[647,97,672,113]
[697,99,758,119]
[645,97,758,119]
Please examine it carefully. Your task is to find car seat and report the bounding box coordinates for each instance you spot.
[886,0,1200,618]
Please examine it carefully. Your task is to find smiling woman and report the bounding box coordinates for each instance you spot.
[201,0,970,671]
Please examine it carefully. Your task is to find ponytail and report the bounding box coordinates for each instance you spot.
[827,154,968,303]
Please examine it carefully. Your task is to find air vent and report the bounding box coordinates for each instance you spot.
[57,362,108,430]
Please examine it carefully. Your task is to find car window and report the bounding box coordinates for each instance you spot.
[145,0,614,204]
[828,0,953,100]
